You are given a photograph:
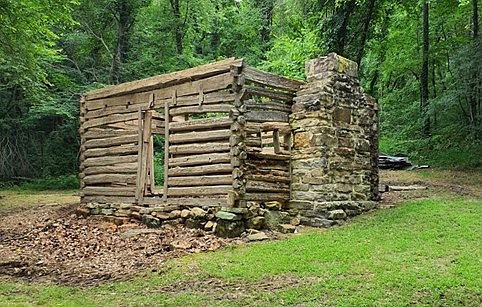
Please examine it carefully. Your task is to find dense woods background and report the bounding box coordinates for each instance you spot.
[0,0,480,187]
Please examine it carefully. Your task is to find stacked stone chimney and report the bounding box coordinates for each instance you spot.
[289,53,379,227]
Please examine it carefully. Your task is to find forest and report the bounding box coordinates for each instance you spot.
[0,0,480,187]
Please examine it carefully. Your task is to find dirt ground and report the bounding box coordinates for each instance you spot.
[0,169,480,286]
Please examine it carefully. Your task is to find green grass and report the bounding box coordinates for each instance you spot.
[1,197,481,306]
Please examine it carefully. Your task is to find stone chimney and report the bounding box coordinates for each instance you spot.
[289,53,379,227]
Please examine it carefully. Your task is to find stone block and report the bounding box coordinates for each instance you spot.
[101,208,114,215]
[214,220,245,238]
[142,215,160,228]
[300,217,336,228]
[278,224,296,233]
[305,53,358,81]
[264,210,290,230]
[247,216,265,230]
[328,209,347,220]
[333,107,352,124]
[191,207,207,218]
[216,211,242,221]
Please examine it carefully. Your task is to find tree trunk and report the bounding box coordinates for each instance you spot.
[169,0,184,55]
[110,0,134,84]
[468,0,480,138]
[421,0,430,138]
[356,0,376,66]
[335,0,356,56]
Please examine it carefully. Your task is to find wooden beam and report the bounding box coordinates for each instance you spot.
[243,66,304,91]
[83,173,137,185]
[170,129,231,144]
[84,155,137,168]
[169,117,232,132]
[169,152,231,167]
[85,58,241,100]
[245,110,289,123]
[167,185,232,196]
[246,180,289,192]
[83,135,138,149]
[82,186,136,196]
[83,112,139,129]
[83,163,138,175]
[169,142,230,155]
[163,91,172,201]
[168,175,232,186]
[168,163,233,177]
[244,86,294,102]
[169,104,232,117]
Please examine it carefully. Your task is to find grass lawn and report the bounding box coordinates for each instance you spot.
[0,189,79,214]
[1,195,480,306]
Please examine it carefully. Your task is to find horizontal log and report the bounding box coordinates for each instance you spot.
[169,117,232,132]
[83,135,138,149]
[168,163,233,177]
[241,192,290,201]
[107,120,139,130]
[247,151,290,161]
[83,128,136,140]
[170,129,231,144]
[246,174,290,184]
[167,185,232,196]
[83,155,137,168]
[245,162,289,172]
[85,58,241,100]
[82,196,136,204]
[83,163,138,175]
[245,122,290,134]
[245,168,289,178]
[246,180,290,192]
[245,101,291,112]
[158,91,236,108]
[83,174,137,185]
[245,110,289,123]
[170,142,230,155]
[169,152,231,167]
[168,175,232,187]
[82,186,136,196]
[169,104,232,117]
[148,197,228,207]
[83,112,139,129]
[244,66,304,92]
[85,92,151,111]
[84,104,140,119]
[244,86,294,102]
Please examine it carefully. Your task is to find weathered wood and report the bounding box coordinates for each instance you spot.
[83,135,138,149]
[154,197,228,207]
[169,117,232,132]
[245,122,290,134]
[84,155,138,168]
[245,110,289,123]
[245,101,291,112]
[107,120,139,130]
[243,66,304,91]
[168,163,233,177]
[164,92,172,201]
[83,163,138,175]
[169,104,232,117]
[273,129,281,153]
[83,112,139,129]
[147,135,155,193]
[167,185,232,196]
[84,104,141,119]
[85,58,241,100]
[83,173,137,185]
[135,108,145,202]
[82,186,136,196]
[168,175,232,186]
[248,150,290,161]
[84,128,135,140]
[83,196,137,204]
[246,180,289,192]
[244,86,294,102]
[158,90,235,108]
[241,192,290,201]
[246,174,290,183]
[170,142,230,155]
[85,92,151,111]
[170,129,231,144]
[169,152,231,167]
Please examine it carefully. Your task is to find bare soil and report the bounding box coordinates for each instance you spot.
[0,202,240,286]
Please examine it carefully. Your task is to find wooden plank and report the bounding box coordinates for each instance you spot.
[82,186,136,196]
[244,66,304,91]
[84,155,137,168]
[83,135,138,149]
[158,91,235,108]
[135,109,144,202]
[167,185,232,196]
[158,197,228,207]
[168,175,232,187]
[85,58,241,100]
[246,180,289,192]
[245,122,290,133]
[169,152,231,167]
[245,110,289,123]
[84,163,138,175]
[83,174,137,185]
[147,135,155,193]
[83,112,139,129]
[169,104,232,117]
[168,163,233,177]
[138,110,152,203]
[244,86,294,102]
[170,142,230,155]
[248,151,290,161]
[169,117,232,132]
[170,129,231,144]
